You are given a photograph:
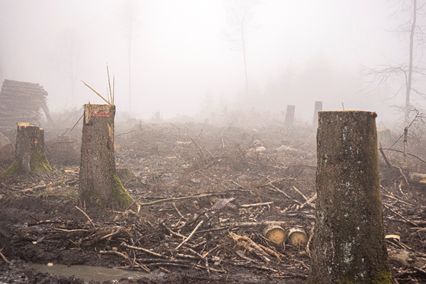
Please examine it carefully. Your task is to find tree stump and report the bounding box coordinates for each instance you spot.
[285,105,295,126]
[4,122,52,175]
[312,101,322,127]
[79,104,133,209]
[310,111,391,284]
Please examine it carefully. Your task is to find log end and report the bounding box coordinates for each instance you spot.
[264,225,286,246]
[287,228,307,247]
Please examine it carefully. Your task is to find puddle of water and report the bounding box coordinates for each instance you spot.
[29,263,150,282]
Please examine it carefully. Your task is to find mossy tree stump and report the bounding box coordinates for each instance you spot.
[6,122,52,175]
[79,104,133,209]
[310,111,391,284]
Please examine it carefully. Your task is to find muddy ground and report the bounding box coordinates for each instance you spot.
[0,122,425,283]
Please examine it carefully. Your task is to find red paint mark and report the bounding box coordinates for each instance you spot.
[93,111,110,118]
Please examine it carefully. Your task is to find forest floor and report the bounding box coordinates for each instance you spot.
[0,122,425,283]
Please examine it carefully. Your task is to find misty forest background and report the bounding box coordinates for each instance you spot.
[0,0,426,126]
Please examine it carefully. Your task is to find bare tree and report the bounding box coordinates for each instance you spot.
[123,0,138,115]
[405,0,417,122]
[367,0,425,124]
[224,0,260,97]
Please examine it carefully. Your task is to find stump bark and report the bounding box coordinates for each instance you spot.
[5,122,52,175]
[79,104,133,209]
[310,111,391,284]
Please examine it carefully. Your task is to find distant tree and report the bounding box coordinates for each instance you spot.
[224,0,260,97]
[123,0,139,114]
[367,0,425,123]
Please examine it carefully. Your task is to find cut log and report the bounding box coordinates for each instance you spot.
[287,228,307,247]
[310,111,391,284]
[3,122,52,175]
[409,172,426,188]
[263,225,286,246]
[79,104,133,209]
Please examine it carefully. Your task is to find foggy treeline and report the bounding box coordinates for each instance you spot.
[1,0,426,125]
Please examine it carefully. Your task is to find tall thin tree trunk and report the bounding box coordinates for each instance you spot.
[128,30,132,115]
[405,0,417,123]
[241,24,249,97]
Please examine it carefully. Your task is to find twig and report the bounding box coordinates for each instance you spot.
[75,206,95,227]
[291,186,315,208]
[0,249,11,265]
[161,223,186,239]
[99,250,132,265]
[175,220,204,250]
[112,76,115,105]
[381,148,426,164]
[100,227,122,240]
[53,228,89,233]
[122,242,164,258]
[240,201,273,208]
[60,112,84,137]
[82,81,111,105]
[140,192,223,206]
[223,221,288,227]
[106,65,113,103]
[266,182,297,202]
[379,146,393,168]
[172,202,186,219]
[298,193,317,210]
[396,166,410,186]
[306,225,315,258]
[383,204,417,226]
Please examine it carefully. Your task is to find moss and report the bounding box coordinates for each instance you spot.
[2,161,19,177]
[336,270,392,284]
[30,150,53,174]
[371,271,392,284]
[112,174,134,209]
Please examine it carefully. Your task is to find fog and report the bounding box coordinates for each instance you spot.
[0,0,424,123]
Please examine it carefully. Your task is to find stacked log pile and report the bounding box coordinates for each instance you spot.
[0,80,51,131]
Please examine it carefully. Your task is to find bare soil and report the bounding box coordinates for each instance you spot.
[0,122,425,283]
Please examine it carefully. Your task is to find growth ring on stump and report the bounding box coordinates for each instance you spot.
[310,111,391,284]
[79,104,133,209]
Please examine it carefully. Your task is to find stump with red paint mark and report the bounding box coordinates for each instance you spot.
[4,122,52,176]
[310,111,391,284]
[79,104,133,209]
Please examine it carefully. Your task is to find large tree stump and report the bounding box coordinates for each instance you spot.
[310,111,391,284]
[79,104,133,209]
[4,122,52,175]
